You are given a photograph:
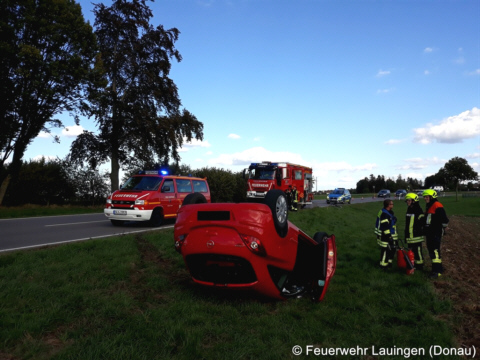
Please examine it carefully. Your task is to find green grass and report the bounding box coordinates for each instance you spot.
[1,196,478,359]
[0,204,103,219]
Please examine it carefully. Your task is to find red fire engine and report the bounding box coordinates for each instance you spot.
[244,162,314,206]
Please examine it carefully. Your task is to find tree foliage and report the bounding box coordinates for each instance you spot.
[0,0,98,204]
[70,0,203,192]
[355,174,423,194]
[443,157,478,200]
[64,158,110,205]
[2,158,75,206]
[190,167,247,203]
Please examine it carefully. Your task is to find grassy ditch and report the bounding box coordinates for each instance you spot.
[0,204,103,219]
[0,197,478,359]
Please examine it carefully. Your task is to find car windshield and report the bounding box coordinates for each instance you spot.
[251,169,275,180]
[333,189,343,194]
[121,176,162,191]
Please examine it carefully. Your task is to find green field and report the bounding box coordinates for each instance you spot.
[1,197,478,359]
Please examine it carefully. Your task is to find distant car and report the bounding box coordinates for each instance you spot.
[377,189,391,198]
[174,190,337,302]
[326,188,352,204]
[395,189,407,197]
[417,190,424,196]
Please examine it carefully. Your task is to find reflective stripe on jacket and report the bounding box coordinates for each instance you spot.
[405,202,425,243]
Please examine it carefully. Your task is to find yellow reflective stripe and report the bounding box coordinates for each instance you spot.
[380,252,388,266]
[406,236,424,243]
[380,219,389,224]
[384,230,391,234]
[377,239,388,247]
[408,215,414,238]
[432,250,442,263]
[426,214,432,225]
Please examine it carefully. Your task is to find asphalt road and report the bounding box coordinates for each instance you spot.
[0,213,174,253]
[0,196,388,253]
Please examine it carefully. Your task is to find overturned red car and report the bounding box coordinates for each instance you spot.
[174,190,337,301]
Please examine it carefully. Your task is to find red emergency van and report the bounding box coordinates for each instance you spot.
[104,170,210,226]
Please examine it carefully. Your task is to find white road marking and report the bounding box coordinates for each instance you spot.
[45,220,109,227]
[0,225,174,253]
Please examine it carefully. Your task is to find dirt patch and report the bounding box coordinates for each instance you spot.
[433,215,480,349]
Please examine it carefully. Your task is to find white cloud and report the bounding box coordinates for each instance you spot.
[228,133,241,139]
[385,139,406,145]
[208,147,305,167]
[453,57,465,65]
[37,131,51,139]
[468,69,480,76]
[424,47,434,53]
[206,151,213,155]
[466,152,480,159]
[179,138,212,152]
[376,69,391,77]
[398,156,447,171]
[413,107,480,144]
[424,70,431,75]
[61,125,84,137]
[31,155,58,162]
[376,88,394,94]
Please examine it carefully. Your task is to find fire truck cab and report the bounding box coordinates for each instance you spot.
[104,170,211,226]
[244,162,314,206]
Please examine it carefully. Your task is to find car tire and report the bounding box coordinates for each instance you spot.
[182,192,207,205]
[111,219,124,226]
[149,208,163,227]
[265,190,288,238]
[313,232,328,244]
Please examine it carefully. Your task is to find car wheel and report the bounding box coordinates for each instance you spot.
[111,219,124,226]
[265,190,288,238]
[149,208,163,227]
[182,192,207,205]
[313,232,328,244]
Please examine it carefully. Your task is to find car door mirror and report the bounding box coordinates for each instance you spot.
[162,186,170,193]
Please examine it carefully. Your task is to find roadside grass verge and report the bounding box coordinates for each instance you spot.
[0,196,478,359]
[0,205,103,219]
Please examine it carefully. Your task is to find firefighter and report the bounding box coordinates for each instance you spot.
[291,185,298,211]
[375,199,398,270]
[422,189,449,278]
[285,186,292,210]
[404,193,425,270]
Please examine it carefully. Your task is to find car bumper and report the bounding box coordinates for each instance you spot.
[104,208,152,221]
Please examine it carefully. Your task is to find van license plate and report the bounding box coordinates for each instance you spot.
[113,210,127,215]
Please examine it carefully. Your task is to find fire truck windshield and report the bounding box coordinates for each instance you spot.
[121,176,162,191]
[250,169,275,180]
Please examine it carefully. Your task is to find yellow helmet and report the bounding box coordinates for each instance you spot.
[405,193,419,202]
[422,189,437,198]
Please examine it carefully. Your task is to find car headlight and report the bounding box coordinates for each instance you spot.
[135,199,145,205]
[106,198,112,204]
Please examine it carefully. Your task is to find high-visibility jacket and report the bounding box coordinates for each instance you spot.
[405,202,425,243]
[424,199,449,238]
[375,208,398,247]
[291,189,298,203]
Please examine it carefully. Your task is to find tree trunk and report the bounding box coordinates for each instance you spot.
[110,150,120,192]
[0,174,12,205]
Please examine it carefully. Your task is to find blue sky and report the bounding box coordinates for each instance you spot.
[27,0,480,190]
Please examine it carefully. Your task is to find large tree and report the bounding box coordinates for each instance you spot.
[0,0,98,204]
[443,157,478,200]
[70,0,203,192]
